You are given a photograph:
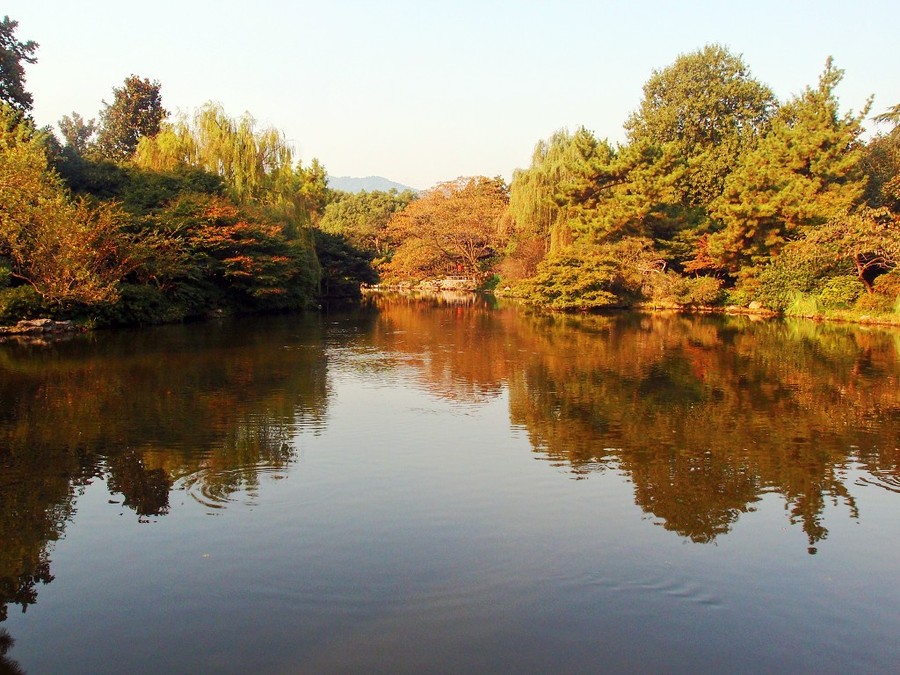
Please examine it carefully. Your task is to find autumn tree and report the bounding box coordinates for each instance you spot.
[0,16,38,112]
[0,105,153,306]
[152,193,320,311]
[96,75,166,161]
[383,176,509,281]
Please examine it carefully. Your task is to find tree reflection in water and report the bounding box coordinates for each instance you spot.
[0,315,329,636]
[364,295,898,550]
[0,298,898,661]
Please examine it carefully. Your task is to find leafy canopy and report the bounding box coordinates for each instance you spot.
[383,176,509,281]
[319,189,415,256]
[0,105,156,306]
[96,75,167,161]
[135,103,327,235]
[625,44,776,206]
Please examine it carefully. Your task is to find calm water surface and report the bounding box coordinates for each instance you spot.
[1,294,899,674]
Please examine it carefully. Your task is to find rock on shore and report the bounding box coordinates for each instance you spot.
[0,318,80,336]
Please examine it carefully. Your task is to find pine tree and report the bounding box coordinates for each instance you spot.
[707,58,868,274]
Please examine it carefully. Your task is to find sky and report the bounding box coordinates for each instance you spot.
[7,0,900,190]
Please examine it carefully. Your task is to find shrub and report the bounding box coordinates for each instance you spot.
[673,276,724,306]
[643,270,680,304]
[93,284,185,326]
[854,291,894,314]
[723,286,754,307]
[0,258,11,288]
[753,252,822,310]
[0,286,46,324]
[512,251,619,310]
[786,293,820,317]
[512,238,665,311]
[874,270,900,297]
[817,275,863,309]
[854,271,900,314]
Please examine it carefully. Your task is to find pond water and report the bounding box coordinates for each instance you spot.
[1,293,899,674]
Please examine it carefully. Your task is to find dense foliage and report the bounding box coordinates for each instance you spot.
[0,18,344,326]
[380,176,509,282]
[96,75,167,161]
[504,46,900,320]
[318,188,415,260]
[2,22,898,325]
[0,15,37,112]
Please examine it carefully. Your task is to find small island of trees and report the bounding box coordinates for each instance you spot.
[1,17,898,327]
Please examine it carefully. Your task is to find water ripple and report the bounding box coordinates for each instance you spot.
[175,462,290,510]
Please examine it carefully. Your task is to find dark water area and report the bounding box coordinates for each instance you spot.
[1,293,899,673]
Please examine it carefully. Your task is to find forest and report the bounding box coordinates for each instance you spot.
[1,16,899,327]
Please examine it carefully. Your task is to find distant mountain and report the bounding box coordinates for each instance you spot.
[327,175,418,194]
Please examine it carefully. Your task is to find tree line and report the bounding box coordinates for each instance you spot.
[2,15,898,326]
[0,16,357,327]
[321,45,900,320]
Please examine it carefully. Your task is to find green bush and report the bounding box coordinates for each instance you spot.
[512,251,619,310]
[0,286,46,324]
[874,270,900,297]
[92,284,181,326]
[723,286,754,307]
[817,275,864,309]
[754,253,822,310]
[854,271,900,314]
[786,292,820,317]
[643,270,679,304]
[313,229,376,299]
[673,275,724,306]
[854,291,894,313]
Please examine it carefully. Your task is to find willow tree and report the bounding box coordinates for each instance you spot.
[508,127,618,274]
[134,104,326,236]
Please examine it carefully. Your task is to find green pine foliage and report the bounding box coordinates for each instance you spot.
[512,238,663,311]
[708,59,868,275]
[506,50,896,321]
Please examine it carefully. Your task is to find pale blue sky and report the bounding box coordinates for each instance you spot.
[7,0,899,189]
